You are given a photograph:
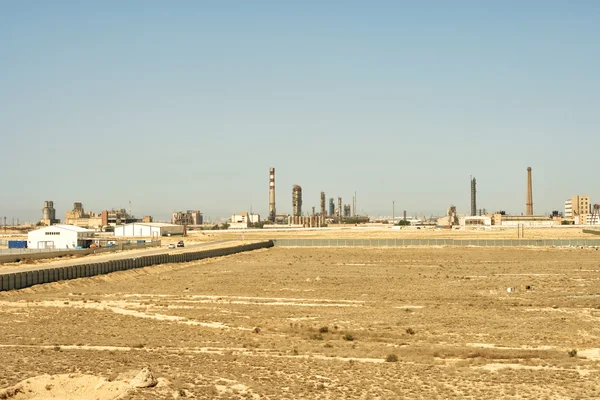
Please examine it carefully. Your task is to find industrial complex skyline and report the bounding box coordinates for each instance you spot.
[2,2,600,221]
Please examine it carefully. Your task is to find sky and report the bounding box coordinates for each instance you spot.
[1,1,599,222]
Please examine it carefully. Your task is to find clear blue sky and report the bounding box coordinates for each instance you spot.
[2,1,599,222]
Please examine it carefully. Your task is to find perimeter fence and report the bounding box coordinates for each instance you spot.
[272,238,600,247]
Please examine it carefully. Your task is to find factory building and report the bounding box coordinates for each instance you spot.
[102,209,138,227]
[63,203,149,229]
[172,210,203,225]
[114,222,184,237]
[40,200,60,226]
[65,202,103,229]
[27,224,95,249]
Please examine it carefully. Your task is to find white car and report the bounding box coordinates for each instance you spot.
[168,243,176,249]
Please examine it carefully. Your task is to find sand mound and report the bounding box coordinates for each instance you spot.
[0,369,164,400]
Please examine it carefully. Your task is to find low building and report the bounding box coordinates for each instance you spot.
[113,222,184,237]
[575,214,600,225]
[27,224,95,249]
[460,216,492,227]
[493,215,559,227]
[229,213,261,229]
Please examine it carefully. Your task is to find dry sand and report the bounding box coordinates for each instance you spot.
[1,246,600,398]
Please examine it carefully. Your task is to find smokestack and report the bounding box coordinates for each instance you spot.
[526,167,533,216]
[353,192,356,217]
[337,197,342,219]
[470,177,477,216]
[320,192,326,216]
[268,168,276,222]
[403,210,407,221]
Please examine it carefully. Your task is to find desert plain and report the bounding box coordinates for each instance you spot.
[1,228,600,399]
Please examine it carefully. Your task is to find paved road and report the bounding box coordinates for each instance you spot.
[0,240,240,275]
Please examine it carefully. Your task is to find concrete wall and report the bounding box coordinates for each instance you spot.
[0,241,273,292]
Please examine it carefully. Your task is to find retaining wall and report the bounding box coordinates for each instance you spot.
[0,241,273,292]
[272,238,600,247]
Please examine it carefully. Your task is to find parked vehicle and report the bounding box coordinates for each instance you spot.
[177,241,184,248]
[168,243,176,249]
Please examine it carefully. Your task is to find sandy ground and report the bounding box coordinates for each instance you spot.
[1,246,600,398]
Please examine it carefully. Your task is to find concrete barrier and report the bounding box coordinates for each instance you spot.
[0,241,274,291]
[15,272,23,289]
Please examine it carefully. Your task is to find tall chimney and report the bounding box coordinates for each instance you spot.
[337,197,342,219]
[470,177,477,216]
[320,192,326,216]
[526,167,533,216]
[269,168,276,222]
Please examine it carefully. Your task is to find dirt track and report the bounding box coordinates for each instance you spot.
[1,246,599,398]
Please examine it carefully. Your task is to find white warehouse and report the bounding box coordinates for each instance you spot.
[27,224,95,249]
[114,222,184,237]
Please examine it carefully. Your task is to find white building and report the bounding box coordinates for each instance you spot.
[114,222,184,237]
[229,213,261,229]
[27,224,95,250]
[575,214,600,225]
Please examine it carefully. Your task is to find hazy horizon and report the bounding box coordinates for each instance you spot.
[2,2,599,223]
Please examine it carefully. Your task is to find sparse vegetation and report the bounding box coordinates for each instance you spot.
[1,242,598,398]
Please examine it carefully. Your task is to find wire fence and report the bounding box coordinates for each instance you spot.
[272,238,600,247]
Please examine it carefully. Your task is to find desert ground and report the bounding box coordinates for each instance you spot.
[1,244,600,399]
